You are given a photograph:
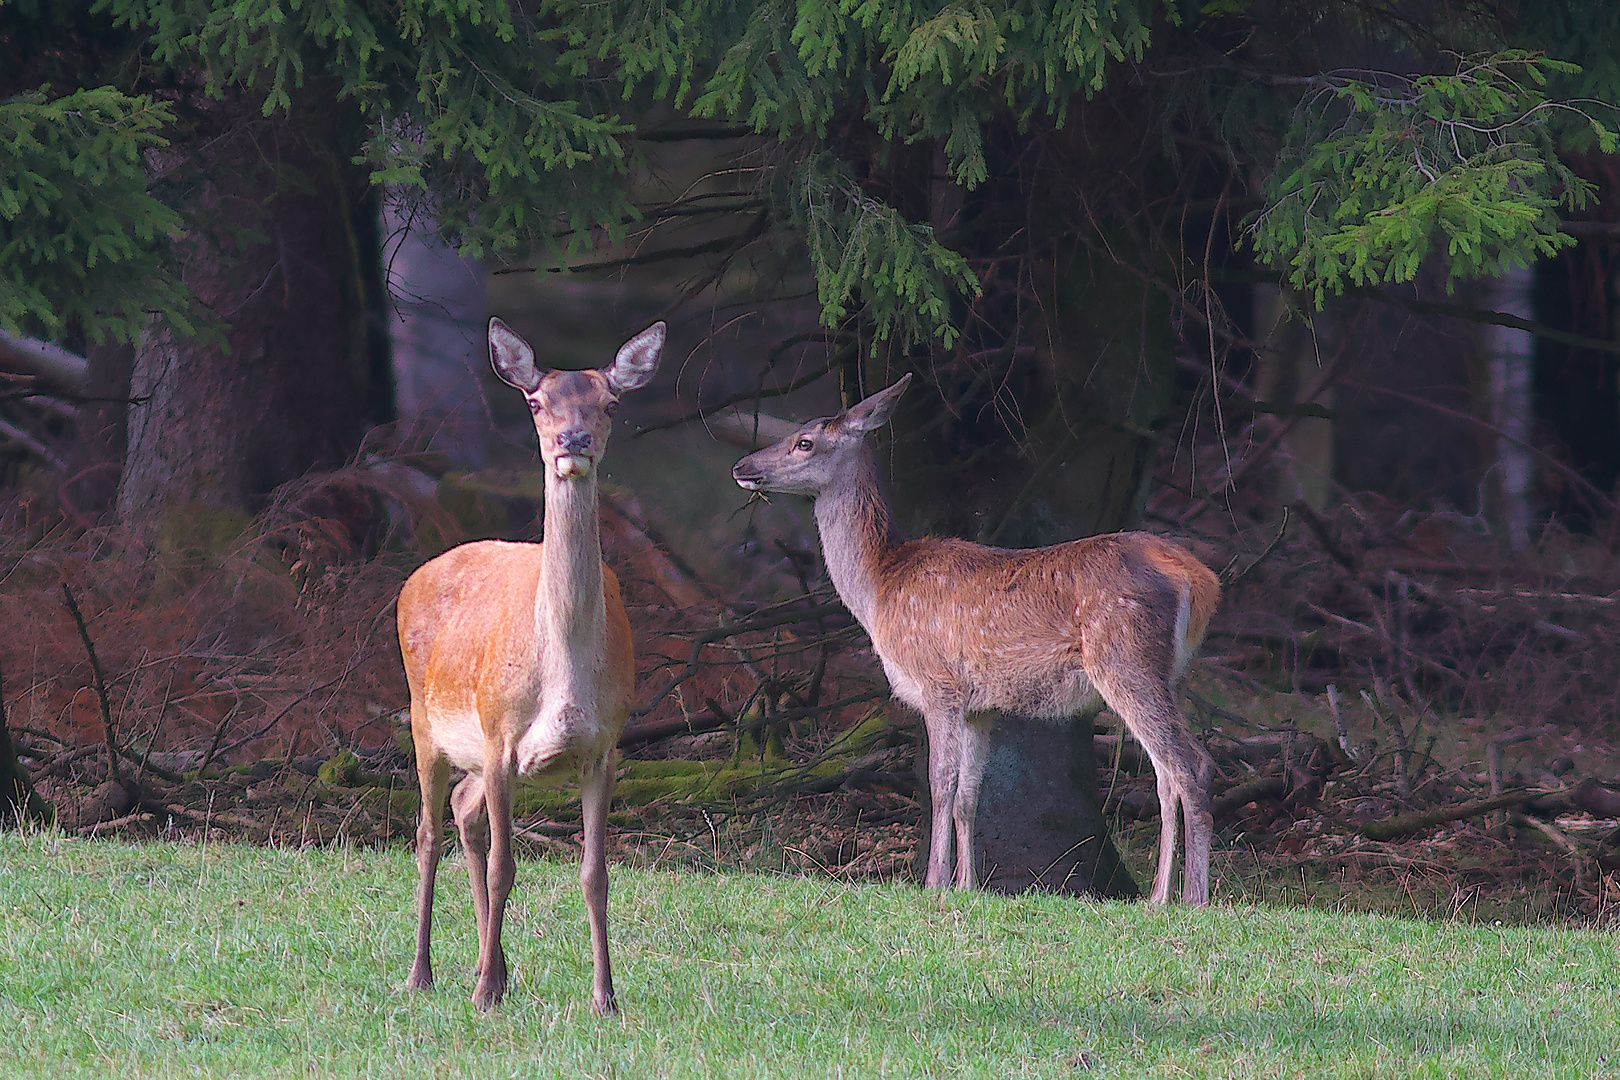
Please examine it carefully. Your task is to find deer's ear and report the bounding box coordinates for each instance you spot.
[842,374,911,433]
[489,317,540,392]
[607,322,664,395]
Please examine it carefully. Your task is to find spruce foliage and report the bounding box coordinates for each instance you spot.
[0,87,187,343]
[2,2,1619,344]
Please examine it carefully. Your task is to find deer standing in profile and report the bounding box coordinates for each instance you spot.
[732,375,1219,904]
[399,317,663,1014]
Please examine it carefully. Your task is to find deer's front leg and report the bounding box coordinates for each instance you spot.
[471,761,515,1011]
[579,757,618,1017]
[407,747,451,991]
[921,708,965,890]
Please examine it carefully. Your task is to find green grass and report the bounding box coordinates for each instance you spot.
[0,833,1616,1078]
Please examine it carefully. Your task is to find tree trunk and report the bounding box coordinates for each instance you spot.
[1253,285,1336,511]
[60,339,133,525]
[0,659,51,826]
[117,90,380,538]
[383,201,490,468]
[1485,263,1535,550]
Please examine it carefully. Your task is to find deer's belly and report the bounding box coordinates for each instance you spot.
[981,664,1101,720]
[880,650,1100,721]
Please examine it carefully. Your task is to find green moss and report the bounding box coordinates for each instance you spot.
[318,751,361,786]
[618,759,714,780]
[155,500,254,556]
[511,780,576,819]
[824,710,900,756]
[363,785,421,818]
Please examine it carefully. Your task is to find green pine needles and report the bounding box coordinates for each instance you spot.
[786,151,978,348]
[7,4,1620,350]
[0,87,190,343]
[1249,50,1619,305]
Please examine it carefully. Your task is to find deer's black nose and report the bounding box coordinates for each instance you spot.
[558,430,593,454]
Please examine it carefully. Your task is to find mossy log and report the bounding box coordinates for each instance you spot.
[327,709,907,824]
[1359,790,1533,841]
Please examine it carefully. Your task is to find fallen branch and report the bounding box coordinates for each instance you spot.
[1212,777,1288,818]
[630,600,848,718]
[1359,790,1536,841]
[1573,778,1620,818]
[78,810,154,834]
[622,690,884,751]
[618,710,728,749]
[1511,811,1586,888]
[160,802,267,833]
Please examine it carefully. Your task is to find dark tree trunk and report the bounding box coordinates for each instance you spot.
[60,339,133,525]
[117,89,379,537]
[870,102,1180,899]
[0,660,51,826]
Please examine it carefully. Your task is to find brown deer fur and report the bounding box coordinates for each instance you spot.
[733,375,1219,903]
[399,317,662,1013]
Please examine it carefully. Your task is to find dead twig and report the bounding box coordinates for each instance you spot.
[61,581,122,787]
[631,601,848,718]
[1219,508,1290,590]
[1511,811,1585,888]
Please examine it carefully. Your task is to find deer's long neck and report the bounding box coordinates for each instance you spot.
[814,445,900,631]
[538,470,605,643]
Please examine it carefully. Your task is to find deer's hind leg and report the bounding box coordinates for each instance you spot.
[471,749,517,1012]
[453,768,510,1009]
[951,714,994,890]
[1089,672,1213,906]
[1179,747,1216,905]
[451,772,491,944]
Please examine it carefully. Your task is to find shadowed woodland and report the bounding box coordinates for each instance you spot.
[2,1,1620,925]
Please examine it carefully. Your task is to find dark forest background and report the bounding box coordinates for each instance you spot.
[2,0,1618,915]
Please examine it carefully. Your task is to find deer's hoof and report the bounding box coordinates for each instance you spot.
[471,979,506,1012]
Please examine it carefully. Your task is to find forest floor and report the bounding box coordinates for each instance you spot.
[4,430,1620,928]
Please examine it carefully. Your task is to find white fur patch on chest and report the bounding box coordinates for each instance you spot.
[879,657,930,713]
[516,701,613,775]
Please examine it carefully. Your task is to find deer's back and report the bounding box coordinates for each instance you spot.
[866,531,1217,717]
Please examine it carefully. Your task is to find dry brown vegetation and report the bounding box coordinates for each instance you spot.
[3,436,1619,924]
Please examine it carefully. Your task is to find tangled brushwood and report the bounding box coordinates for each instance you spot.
[1,445,1617,920]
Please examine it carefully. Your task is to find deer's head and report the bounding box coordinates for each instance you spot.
[732,374,910,497]
[489,318,664,480]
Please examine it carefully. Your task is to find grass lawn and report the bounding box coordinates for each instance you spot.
[0,831,1615,1078]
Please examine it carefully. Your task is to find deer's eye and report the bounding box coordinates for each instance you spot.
[604,400,618,417]
[795,438,813,452]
